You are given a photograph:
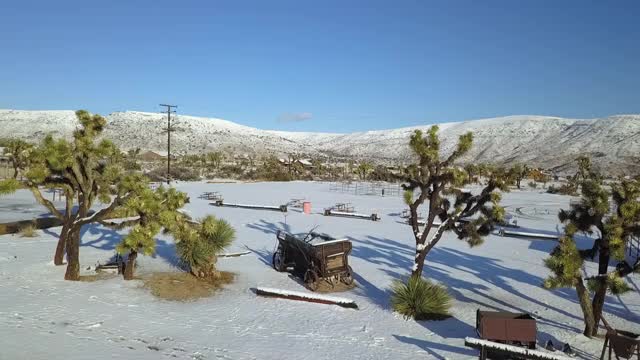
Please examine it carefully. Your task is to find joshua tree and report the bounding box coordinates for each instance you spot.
[509,163,529,189]
[124,147,142,171]
[256,155,291,181]
[544,160,640,337]
[206,151,224,172]
[3,139,33,179]
[0,110,148,280]
[529,168,551,188]
[356,162,374,180]
[102,185,190,279]
[402,126,508,278]
[463,163,478,184]
[284,153,304,178]
[562,155,599,195]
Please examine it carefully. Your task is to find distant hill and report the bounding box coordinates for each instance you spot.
[1,109,639,175]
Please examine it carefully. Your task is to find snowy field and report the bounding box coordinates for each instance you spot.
[0,181,638,359]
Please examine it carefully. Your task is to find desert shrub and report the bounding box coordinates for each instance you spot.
[547,184,577,196]
[146,166,200,182]
[254,156,292,181]
[175,215,235,278]
[391,276,452,320]
[19,224,38,237]
[219,164,245,178]
[262,172,292,181]
[528,181,538,189]
[123,159,141,171]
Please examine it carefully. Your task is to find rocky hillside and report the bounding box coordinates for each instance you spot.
[1,109,639,175]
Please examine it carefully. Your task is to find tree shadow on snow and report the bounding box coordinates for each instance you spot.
[245,219,292,236]
[243,220,290,267]
[423,247,584,332]
[153,238,181,268]
[243,244,275,267]
[346,235,412,310]
[393,333,477,359]
[346,234,586,335]
[536,330,598,360]
[79,224,122,251]
[65,224,181,267]
[393,313,479,358]
[553,286,640,324]
[342,236,586,356]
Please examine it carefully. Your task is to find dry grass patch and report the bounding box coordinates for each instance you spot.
[79,273,118,282]
[314,280,357,294]
[19,224,39,238]
[142,271,234,301]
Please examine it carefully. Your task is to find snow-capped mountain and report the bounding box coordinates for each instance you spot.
[1,109,639,175]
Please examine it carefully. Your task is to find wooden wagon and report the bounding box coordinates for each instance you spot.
[272,230,354,291]
[601,329,640,359]
[476,309,537,349]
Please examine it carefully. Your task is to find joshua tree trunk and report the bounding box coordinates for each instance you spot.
[590,246,611,336]
[591,284,607,336]
[64,226,81,281]
[53,222,70,265]
[576,277,596,337]
[412,249,428,278]
[123,251,137,280]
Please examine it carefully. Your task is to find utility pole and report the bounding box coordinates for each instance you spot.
[159,104,177,185]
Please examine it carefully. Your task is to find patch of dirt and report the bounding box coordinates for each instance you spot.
[313,279,357,294]
[142,271,234,301]
[79,273,119,282]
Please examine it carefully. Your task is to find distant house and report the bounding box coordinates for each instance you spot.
[139,151,167,162]
[297,159,313,168]
[278,158,314,169]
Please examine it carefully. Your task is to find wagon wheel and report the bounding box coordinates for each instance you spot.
[341,265,355,286]
[272,247,285,272]
[304,269,319,291]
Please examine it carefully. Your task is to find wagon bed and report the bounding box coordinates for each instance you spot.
[273,231,354,291]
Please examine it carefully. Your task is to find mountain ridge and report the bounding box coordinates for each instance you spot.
[1,109,639,175]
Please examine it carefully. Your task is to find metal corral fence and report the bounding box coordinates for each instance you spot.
[328,181,404,197]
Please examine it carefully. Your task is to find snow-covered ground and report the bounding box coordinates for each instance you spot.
[0,188,66,223]
[0,181,638,359]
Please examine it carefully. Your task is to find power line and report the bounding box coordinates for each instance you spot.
[159,104,177,185]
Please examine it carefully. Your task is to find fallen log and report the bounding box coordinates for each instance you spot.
[324,209,379,221]
[255,287,358,309]
[218,251,252,258]
[0,210,114,235]
[498,228,559,240]
[464,337,572,360]
[404,219,469,227]
[212,200,287,212]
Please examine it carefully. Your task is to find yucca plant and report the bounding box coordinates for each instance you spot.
[391,276,452,320]
[175,215,235,279]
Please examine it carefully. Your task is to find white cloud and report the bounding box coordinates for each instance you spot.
[277,112,313,123]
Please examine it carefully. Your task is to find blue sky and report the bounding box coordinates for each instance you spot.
[1,1,639,132]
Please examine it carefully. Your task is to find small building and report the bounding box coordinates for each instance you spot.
[297,159,314,168]
[139,151,167,162]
